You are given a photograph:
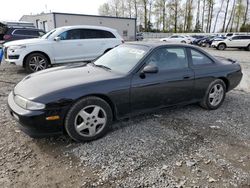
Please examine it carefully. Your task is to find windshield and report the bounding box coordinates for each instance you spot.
[93,45,147,74]
[41,29,56,39]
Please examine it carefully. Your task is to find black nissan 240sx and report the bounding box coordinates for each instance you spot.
[8,43,242,142]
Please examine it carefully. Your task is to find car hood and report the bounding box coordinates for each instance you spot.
[4,38,47,47]
[14,63,123,100]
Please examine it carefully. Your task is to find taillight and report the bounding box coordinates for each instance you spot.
[3,35,12,40]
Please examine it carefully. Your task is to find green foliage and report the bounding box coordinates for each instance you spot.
[240,24,250,32]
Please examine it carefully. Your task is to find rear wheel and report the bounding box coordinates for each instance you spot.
[181,40,186,43]
[25,53,49,73]
[200,79,226,110]
[65,97,113,142]
[217,43,226,50]
[246,44,250,51]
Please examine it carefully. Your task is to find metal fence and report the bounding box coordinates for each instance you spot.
[142,32,250,39]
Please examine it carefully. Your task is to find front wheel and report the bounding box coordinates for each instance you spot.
[200,79,226,110]
[65,97,113,142]
[25,53,49,73]
[217,43,226,50]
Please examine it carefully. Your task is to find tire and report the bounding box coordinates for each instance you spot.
[246,44,250,51]
[199,79,226,110]
[181,41,186,43]
[25,53,49,73]
[65,96,113,142]
[217,43,226,50]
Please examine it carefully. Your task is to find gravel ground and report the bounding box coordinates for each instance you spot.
[0,48,250,187]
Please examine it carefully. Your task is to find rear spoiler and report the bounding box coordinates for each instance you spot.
[227,58,237,63]
[215,55,237,64]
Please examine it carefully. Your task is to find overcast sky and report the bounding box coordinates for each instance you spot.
[0,0,107,21]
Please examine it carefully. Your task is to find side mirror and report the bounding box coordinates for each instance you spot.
[228,38,232,41]
[142,64,158,74]
[54,36,61,42]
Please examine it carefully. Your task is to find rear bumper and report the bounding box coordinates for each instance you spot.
[7,92,64,138]
[228,68,243,91]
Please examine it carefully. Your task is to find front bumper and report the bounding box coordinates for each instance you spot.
[7,92,64,137]
[3,47,25,66]
[211,42,218,48]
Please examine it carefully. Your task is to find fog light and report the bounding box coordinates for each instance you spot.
[46,115,60,121]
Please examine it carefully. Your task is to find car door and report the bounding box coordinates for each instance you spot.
[228,36,242,47]
[80,29,112,60]
[52,29,84,63]
[130,47,195,113]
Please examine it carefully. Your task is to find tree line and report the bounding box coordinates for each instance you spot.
[99,0,250,33]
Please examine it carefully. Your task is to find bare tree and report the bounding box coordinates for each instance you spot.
[243,0,249,26]
[213,0,224,32]
[222,0,230,32]
[195,0,201,26]
[207,0,215,33]
[235,0,245,31]
[168,0,181,32]
[201,0,206,32]
[154,0,167,30]
[148,0,155,26]
[141,0,148,31]
[186,0,193,32]
[99,3,111,16]
[225,0,236,32]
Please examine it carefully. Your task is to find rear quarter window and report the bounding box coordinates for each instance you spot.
[81,29,115,39]
[191,49,214,66]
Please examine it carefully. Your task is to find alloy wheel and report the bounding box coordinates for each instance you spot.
[208,84,224,107]
[29,56,47,72]
[74,105,107,137]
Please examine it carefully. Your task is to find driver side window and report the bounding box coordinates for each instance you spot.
[147,47,188,71]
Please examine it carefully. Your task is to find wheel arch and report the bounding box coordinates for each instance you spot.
[218,77,230,92]
[23,51,52,68]
[69,94,117,121]
[218,42,227,47]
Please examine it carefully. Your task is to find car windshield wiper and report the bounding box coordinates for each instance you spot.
[92,63,111,70]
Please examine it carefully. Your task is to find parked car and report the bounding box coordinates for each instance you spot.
[3,25,123,73]
[0,21,45,44]
[212,35,250,51]
[199,36,227,47]
[160,35,192,44]
[190,35,205,39]
[191,36,209,45]
[136,33,144,41]
[196,35,216,46]
[8,43,242,141]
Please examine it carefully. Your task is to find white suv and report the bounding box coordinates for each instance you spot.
[3,25,123,72]
[212,35,250,51]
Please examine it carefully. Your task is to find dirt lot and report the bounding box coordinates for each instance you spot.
[0,47,250,188]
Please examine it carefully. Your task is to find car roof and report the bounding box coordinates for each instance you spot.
[126,41,199,49]
[56,25,117,32]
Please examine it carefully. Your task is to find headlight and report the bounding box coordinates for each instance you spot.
[9,45,26,51]
[14,95,45,110]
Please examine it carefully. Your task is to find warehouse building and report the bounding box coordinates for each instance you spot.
[20,12,136,41]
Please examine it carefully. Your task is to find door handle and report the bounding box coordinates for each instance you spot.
[183,75,191,79]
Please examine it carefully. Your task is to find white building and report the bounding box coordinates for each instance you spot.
[20,12,136,41]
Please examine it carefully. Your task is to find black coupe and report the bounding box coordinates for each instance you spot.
[8,43,242,141]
